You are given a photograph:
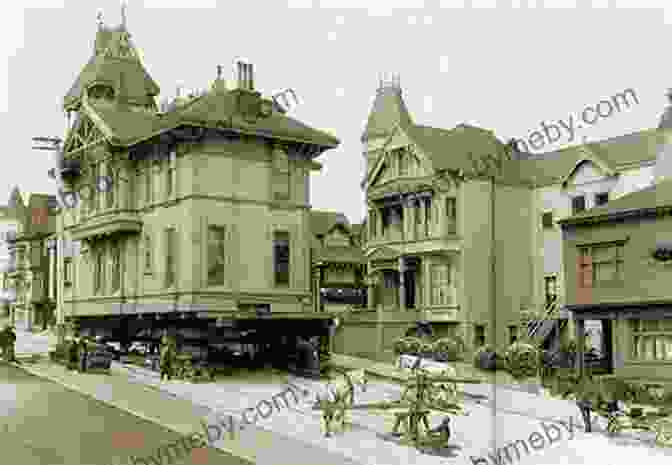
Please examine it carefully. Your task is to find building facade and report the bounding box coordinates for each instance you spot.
[0,189,22,318]
[520,90,671,350]
[4,191,57,331]
[50,11,340,371]
[337,82,670,362]
[336,80,539,362]
[560,179,672,385]
[309,210,366,315]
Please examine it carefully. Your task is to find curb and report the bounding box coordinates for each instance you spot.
[14,361,256,465]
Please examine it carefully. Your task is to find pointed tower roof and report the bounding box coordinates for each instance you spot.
[63,6,160,111]
[361,75,413,142]
[658,89,672,129]
[7,186,23,209]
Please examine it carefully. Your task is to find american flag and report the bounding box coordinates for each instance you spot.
[31,207,48,226]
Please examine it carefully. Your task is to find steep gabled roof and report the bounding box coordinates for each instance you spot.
[310,210,350,237]
[408,124,505,172]
[559,178,672,226]
[513,128,662,187]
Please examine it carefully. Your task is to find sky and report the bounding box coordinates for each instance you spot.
[1,0,671,225]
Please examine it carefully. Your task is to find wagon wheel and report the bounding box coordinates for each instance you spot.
[654,419,672,447]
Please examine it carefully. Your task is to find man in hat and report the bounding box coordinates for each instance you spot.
[67,336,80,370]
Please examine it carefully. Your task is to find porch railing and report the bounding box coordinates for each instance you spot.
[528,295,559,340]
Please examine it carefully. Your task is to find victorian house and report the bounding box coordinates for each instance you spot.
[4,189,57,331]
[309,210,366,314]
[0,188,22,318]
[51,10,340,367]
[515,89,672,353]
[341,79,539,362]
[338,79,672,363]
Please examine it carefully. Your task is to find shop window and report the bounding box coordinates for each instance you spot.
[630,319,672,361]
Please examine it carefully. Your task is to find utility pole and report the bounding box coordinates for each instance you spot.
[31,136,66,342]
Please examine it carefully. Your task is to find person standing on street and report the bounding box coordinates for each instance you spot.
[160,336,175,382]
[3,325,16,362]
[78,336,89,373]
[0,325,7,361]
[67,336,79,370]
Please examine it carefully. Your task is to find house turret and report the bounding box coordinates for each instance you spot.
[63,4,160,114]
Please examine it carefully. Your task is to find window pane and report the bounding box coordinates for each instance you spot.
[655,336,666,360]
[643,320,659,332]
[165,229,176,287]
[592,246,615,262]
[643,336,655,360]
[661,319,672,331]
[274,232,290,285]
[664,336,672,360]
[208,226,226,285]
[594,262,617,282]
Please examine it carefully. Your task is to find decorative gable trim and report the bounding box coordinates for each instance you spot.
[62,105,111,156]
[365,124,432,191]
[561,148,616,188]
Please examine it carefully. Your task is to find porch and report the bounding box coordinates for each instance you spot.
[363,248,460,319]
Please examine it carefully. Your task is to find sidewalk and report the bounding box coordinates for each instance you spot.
[13,359,363,465]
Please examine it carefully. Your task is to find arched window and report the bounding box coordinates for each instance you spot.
[87,83,115,102]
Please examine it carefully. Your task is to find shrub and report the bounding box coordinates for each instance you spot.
[393,337,423,355]
[433,337,463,362]
[473,345,496,370]
[504,342,539,380]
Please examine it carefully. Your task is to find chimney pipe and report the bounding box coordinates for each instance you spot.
[236,61,244,90]
[235,60,254,91]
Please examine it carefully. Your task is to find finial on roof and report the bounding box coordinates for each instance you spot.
[217,65,223,80]
[96,9,104,30]
[666,88,672,103]
[121,0,128,29]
